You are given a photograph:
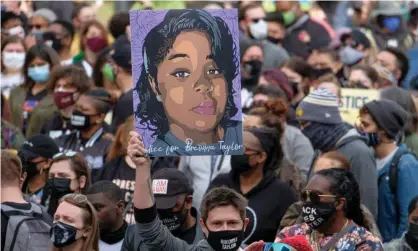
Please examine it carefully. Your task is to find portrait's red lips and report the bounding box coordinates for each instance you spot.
[191,101,217,116]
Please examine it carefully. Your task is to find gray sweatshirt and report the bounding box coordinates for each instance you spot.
[133,205,244,251]
[282,125,314,181]
[335,129,378,219]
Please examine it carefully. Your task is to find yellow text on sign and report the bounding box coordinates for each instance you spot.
[339,88,380,125]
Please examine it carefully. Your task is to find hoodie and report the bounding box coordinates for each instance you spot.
[132,205,245,251]
[208,170,297,244]
[335,129,378,219]
[363,22,414,53]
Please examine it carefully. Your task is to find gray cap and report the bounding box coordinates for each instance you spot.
[33,8,57,23]
[371,1,405,18]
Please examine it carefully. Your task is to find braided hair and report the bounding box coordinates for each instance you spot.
[315,168,366,229]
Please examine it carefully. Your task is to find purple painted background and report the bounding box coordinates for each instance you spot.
[129,9,242,148]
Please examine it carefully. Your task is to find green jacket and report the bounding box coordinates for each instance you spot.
[9,86,58,138]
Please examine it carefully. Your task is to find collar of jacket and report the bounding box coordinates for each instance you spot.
[286,14,310,34]
[76,127,104,148]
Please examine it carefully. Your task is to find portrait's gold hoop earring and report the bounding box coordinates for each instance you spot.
[156,95,162,102]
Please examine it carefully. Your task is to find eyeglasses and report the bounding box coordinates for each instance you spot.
[52,151,77,159]
[62,193,88,203]
[301,190,337,204]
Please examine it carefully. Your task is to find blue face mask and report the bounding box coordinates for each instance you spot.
[382,16,401,33]
[28,64,50,83]
[357,129,381,147]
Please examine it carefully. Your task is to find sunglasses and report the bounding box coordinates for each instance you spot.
[29,24,44,30]
[301,190,337,204]
[62,193,88,203]
[248,18,265,23]
[52,151,77,159]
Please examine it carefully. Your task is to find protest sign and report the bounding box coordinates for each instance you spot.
[339,88,380,125]
[130,9,243,156]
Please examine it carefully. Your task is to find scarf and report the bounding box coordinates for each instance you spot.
[302,122,348,152]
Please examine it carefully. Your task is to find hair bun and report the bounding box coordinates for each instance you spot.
[264,98,288,117]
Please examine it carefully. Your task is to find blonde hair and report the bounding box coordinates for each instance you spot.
[52,194,99,251]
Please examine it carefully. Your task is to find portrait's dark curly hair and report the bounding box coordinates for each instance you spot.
[315,168,367,229]
[135,9,239,137]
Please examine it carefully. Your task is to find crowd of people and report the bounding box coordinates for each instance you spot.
[1,0,418,251]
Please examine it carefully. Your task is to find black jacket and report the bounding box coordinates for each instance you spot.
[208,170,297,244]
[282,14,332,59]
[94,155,179,183]
[54,127,112,180]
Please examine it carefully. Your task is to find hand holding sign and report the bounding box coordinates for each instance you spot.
[128,131,151,169]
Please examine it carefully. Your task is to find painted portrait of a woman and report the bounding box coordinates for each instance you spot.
[132,9,243,156]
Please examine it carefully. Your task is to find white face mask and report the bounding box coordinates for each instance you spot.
[7,26,25,39]
[2,51,26,69]
[249,19,268,40]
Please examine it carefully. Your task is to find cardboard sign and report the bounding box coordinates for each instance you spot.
[339,88,380,125]
[130,9,243,156]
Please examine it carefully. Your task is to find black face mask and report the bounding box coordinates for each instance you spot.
[302,201,336,229]
[50,221,80,248]
[206,228,244,251]
[242,60,263,88]
[267,36,281,45]
[406,222,418,250]
[230,154,254,174]
[43,31,63,53]
[157,202,188,235]
[71,110,93,131]
[47,177,72,195]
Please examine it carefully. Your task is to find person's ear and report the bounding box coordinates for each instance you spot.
[116,200,125,214]
[239,20,247,34]
[336,197,346,211]
[79,175,87,190]
[199,218,209,237]
[95,113,106,124]
[243,218,249,231]
[20,172,27,189]
[395,69,402,80]
[257,152,267,165]
[185,195,193,210]
[82,227,91,238]
[45,159,52,169]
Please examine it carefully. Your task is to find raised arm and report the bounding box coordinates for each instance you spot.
[126,131,195,251]
[127,131,154,209]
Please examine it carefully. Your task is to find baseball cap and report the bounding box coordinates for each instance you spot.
[152,168,193,209]
[341,29,370,49]
[19,134,59,160]
[110,35,131,70]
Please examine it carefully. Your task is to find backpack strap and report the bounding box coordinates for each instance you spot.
[1,202,43,219]
[319,221,356,251]
[387,149,417,228]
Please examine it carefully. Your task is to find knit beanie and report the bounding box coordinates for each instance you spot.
[363,100,408,139]
[296,88,343,124]
[33,8,57,23]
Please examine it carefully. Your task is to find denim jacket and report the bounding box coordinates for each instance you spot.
[377,144,418,242]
